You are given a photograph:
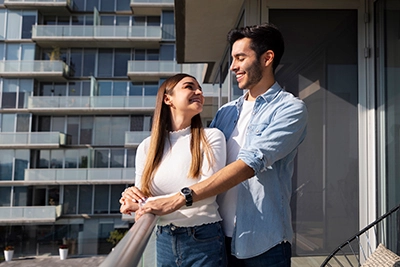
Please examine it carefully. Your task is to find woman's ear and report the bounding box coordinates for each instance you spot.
[164,94,172,106]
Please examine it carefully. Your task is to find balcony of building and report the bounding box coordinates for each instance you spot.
[130,0,174,15]
[15,168,135,185]
[27,95,156,115]
[125,131,150,147]
[3,0,74,15]
[0,205,62,223]
[0,60,70,82]
[31,25,162,48]
[0,132,69,148]
[127,60,182,81]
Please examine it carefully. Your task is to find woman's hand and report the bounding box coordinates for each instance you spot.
[119,186,148,215]
[135,193,185,220]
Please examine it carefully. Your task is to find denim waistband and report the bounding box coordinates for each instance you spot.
[157,222,220,235]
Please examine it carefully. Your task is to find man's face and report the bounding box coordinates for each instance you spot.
[230,38,263,90]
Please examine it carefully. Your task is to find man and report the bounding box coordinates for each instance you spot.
[135,23,308,266]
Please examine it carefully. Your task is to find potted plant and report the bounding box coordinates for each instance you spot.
[4,245,14,262]
[58,244,68,260]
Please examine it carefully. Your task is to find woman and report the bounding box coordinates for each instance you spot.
[120,73,227,267]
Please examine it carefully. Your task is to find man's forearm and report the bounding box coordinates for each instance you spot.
[191,159,255,202]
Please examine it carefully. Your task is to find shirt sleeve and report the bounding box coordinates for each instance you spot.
[134,137,149,189]
[238,98,308,174]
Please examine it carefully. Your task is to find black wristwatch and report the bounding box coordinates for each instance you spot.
[180,187,193,207]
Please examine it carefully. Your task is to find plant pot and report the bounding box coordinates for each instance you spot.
[59,248,68,260]
[4,250,14,261]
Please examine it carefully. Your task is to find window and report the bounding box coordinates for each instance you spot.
[64,185,78,214]
[21,15,35,39]
[98,49,113,77]
[94,185,109,213]
[78,185,92,214]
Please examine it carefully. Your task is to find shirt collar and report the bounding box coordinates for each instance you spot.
[236,82,282,107]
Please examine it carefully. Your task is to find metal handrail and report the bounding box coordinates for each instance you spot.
[100,213,158,267]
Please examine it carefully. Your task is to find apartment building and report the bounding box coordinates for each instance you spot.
[0,0,221,257]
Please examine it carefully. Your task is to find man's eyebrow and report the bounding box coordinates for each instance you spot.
[232,52,247,57]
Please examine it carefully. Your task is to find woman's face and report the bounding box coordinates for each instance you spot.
[165,77,204,118]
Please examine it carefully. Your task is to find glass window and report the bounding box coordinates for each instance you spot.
[70,49,83,77]
[14,150,29,181]
[129,82,143,96]
[83,49,96,76]
[38,150,50,168]
[0,187,11,206]
[110,149,124,168]
[51,117,65,132]
[80,116,93,144]
[132,16,145,26]
[65,150,78,168]
[0,10,6,40]
[38,116,51,132]
[48,186,59,206]
[53,83,67,96]
[1,114,15,132]
[79,149,89,168]
[126,149,136,168]
[116,0,130,11]
[6,43,19,60]
[111,185,126,212]
[111,117,129,145]
[113,82,127,96]
[116,16,129,26]
[161,11,175,40]
[78,185,92,214]
[114,49,130,76]
[2,79,18,108]
[18,79,33,108]
[14,186,30,206]
[82,81,91,96]
[147,16,160,26]
[21,43,35,60]
[98,49,113,77]
[21,15,36,39]
[94,185,109,213]
[144,82,158,96]
[94,117,110,145]
[50,150,63,168]
[0,150,13,180]
[6,12,21,40]
[71,15,84,26]
[100,0,114,12]
[69,82,80,96]
[160,45,174,60]
[134,49,145,60]
[98,81,112,96]
[58,16,70,25]
[147,49,159,61]
[94,149,109,168]
[64,185,78,214]
[67,117,80,145]
[100,15,114,25]
[16,114,30,132]
[130,115,144,131]
[0,43,4,60]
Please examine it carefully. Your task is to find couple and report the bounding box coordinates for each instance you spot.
[120,23,308,267]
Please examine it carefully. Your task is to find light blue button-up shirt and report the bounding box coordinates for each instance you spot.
[210,82,308,259]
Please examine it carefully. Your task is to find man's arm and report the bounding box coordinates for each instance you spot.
[138,159,254,216]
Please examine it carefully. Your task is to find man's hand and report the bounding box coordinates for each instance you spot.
[135,193,185,219]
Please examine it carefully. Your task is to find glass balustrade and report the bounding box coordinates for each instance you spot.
[0,132,67,146]
[0,206,59,221]
[32,25,162,38]
[0,60,69,76]
[125,131,151,146]
[28,96,156,109]
[24,168,135,183]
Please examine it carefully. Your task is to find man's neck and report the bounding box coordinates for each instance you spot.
[247,78,275,101]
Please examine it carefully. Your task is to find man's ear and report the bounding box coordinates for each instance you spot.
[263,50,275,67]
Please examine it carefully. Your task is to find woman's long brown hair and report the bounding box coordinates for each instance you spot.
[140,73,214,196]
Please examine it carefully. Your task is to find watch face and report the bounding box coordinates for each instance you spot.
[181,187,191,195]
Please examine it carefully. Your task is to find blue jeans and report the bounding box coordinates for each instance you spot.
[156,222,226,267]
[225,237,291,267]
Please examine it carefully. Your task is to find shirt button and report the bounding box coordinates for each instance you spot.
[171,226,176,231]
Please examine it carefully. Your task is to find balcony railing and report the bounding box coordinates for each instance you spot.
[125,131,151,146]
[22,168,135,184]
[0,60,70,81]
[100,213,158,267]
[0,205,62,223]
[130,0,174,15]
[0,132,68,148]
[4,0,74,14]
[27,96,156,114]
[127,60,182,81]
[32,25,162,48]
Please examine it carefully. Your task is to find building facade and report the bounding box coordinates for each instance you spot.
[174,0,399,260]
[0,0,220,257]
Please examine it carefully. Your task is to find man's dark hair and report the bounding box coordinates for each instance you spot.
[228,23,285,72]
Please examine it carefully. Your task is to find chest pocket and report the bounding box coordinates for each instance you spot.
[247,123,269,137]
